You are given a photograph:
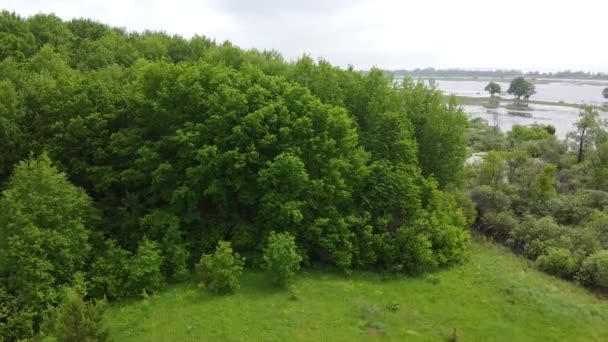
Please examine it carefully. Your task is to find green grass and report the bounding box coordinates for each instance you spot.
[104,240,608,341]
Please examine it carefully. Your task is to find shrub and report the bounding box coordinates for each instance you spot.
[578,250,608,289]
[508,216,566,259]
[263,232,303,287]
[88,239,130,299]
[469,186,511,216]
[125,238,164,296]
[52,288,109,342]
[196,241,245,294]
[536,248,577,279]
[479,211,519,242]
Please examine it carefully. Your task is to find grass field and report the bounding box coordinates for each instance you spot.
[104,240,608,341]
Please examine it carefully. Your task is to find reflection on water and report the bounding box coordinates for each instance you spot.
[463,104,608,139]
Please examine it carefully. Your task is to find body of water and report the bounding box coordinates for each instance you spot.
[435,79,608,105]
[464,104,608,139]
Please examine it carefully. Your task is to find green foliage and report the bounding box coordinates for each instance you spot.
[530,163,557,201]
[88,240,130,300]
[508,124,553,142]
[263,232,303,287]
[479,211,519,242]
[140,210,189,281]
[484,82,501,97]
[578,250,608,289]
[469,186,511,215]
[52,288,109,342]
[508,216,567,260]
[196,241,245,294]
[507,77,536,105]
[0,12,477,339]
[466,118,506,152]
[402,83,468,187]
[478,151,505,187]
[0,154,95,337]
[125,238,165,296]
[567,105,605,163]
[536,248,577,279]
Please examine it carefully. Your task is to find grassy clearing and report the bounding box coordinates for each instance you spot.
[104,240,608,341]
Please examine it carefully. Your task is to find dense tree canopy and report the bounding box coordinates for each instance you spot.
[0,11,471,340]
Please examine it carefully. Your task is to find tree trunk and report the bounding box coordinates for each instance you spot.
[578,126,586,163]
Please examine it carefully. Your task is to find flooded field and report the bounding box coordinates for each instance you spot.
[436,79,608,105]
[396,77,608,138]
[463,103,608,139]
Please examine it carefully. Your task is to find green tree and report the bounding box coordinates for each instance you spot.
[530,163,557,201]
[0,154,96,337]
[263,232,303,287]
[125,238,164,296]
[568,105,603,163]
[484,82,501,97]
[507,77,536,106]
[52,288,109,342]
[196,241,245,294]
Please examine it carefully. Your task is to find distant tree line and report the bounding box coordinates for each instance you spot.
[390,68,608,80]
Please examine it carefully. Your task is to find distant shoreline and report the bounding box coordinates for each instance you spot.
[448,95,605,110]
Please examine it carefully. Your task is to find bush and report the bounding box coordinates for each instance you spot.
[196,241,245,294]
[508,216,566,260]
[469,186,511,216]
[125,238,165,296]
[52,288,109,342]
[536,248,577,279]
[479,211,519,242]
[578,250,608,289]
[263,232,303,287]
[88,240,130,299]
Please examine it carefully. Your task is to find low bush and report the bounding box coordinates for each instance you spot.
[52,288,109,342]
[196,241,245,294]
[263,232,303,287]
[125,238,165,296]
[536,248,577,279]
[578,250,608,290]
[469,186,511,216]
[479,211,519,242]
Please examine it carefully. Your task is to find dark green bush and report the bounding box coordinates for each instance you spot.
[536,248,577,279]
[479,211,519,242]
[263,232,303,287]
[469,186,511,215]
[508,216,567,259]
[578,250,608,289]
[88,240,130,299]
[196,241,245,294]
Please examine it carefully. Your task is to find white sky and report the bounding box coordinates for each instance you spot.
[2,0,607,71]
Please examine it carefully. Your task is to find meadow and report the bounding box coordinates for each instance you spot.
[104,240,608,341]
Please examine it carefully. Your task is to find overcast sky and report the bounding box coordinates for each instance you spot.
[2,0,606,71]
